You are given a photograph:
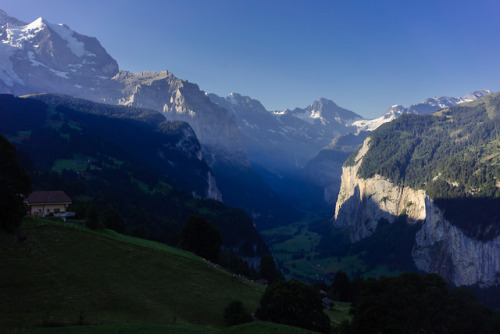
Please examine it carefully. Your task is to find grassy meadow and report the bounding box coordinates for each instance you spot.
[0,218,264,332]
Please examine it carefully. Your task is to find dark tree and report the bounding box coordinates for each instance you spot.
[101,209,125,233]
[256,280,331,333]
[85,204,103,230]
[0,135,31,232]
[258,254,283,283]
[223,300,252,326]
[180,215,221,263]
[348,272,497,334]
[331,271,351,302]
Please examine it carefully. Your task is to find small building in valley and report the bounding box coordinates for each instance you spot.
[25,191,72,217]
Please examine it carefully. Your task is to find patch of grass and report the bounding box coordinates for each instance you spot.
[326,301,352,325]
[52,159,91,172]
[6,130,32,144]
[25,323,216,334]
[1,218,264,331]
[217,321,318,334]
[24,321,318,334]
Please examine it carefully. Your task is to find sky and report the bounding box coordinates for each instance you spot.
[1,0,500,118]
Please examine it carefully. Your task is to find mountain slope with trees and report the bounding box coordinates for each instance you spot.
[0,94,268,260]
[334,92,500,287]
[352,92,500,240]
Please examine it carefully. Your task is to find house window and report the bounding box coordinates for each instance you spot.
[54,208,60,213]
[46,208,51,213]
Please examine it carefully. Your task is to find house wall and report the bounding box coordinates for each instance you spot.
[30,204,69,216]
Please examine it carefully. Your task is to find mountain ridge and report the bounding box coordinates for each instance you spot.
[0,11,292,229]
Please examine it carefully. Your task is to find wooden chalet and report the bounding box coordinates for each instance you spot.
[25,191,72,217]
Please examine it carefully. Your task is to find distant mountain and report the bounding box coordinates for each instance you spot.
[352,90,492,133]
[208,93,362,174]
[0,11,119,100]
[299,132,370,207]
[334,92,500,287]
[0,11,291,229]
[299,90,494,209]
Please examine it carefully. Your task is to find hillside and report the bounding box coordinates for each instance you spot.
[0,218,265,331]
[0,10,294,230]
[0,94,268,259]
[351,92,500,240]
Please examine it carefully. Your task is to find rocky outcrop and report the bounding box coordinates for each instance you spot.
[112,71,250,167]
[334,137,500,287]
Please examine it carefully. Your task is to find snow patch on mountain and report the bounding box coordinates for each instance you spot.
[352,90,492,133]
[352,113,397,133]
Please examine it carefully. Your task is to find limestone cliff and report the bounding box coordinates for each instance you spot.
[334,138,426,241]
[334,137,500,287]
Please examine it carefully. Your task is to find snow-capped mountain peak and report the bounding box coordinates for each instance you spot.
[352,90,493,133]
[462,89,491,102]
[0,10,118,96]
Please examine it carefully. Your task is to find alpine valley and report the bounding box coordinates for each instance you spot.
[2,8,500,327]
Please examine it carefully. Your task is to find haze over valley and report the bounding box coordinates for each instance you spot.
[1,2,500,333]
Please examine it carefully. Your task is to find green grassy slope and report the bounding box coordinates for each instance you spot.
[0,218,264,331]
[27,321,318,334]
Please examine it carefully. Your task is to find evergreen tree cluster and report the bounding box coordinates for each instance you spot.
[256,280,331,333]
[347,272,500,334]
[0,135,31,232]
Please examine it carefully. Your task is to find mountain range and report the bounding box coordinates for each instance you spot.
[2,9,499,291]
[0,10,292,229]
[0,93,269,262]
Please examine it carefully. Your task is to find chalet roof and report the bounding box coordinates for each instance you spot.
[25,191,72,205]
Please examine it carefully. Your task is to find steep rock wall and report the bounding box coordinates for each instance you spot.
[413,197,500,287]
[334,138,426,241]
[334,137,500,286]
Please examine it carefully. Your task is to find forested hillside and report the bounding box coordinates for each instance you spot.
[0,94,268,258]
[349,92,500,240]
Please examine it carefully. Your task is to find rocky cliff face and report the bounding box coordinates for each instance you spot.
[113,71,250,167]
[334,138,426,241]
[413,197,500,287]
[334,137,500,287]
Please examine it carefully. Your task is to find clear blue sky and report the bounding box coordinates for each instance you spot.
[1,0,499,118]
